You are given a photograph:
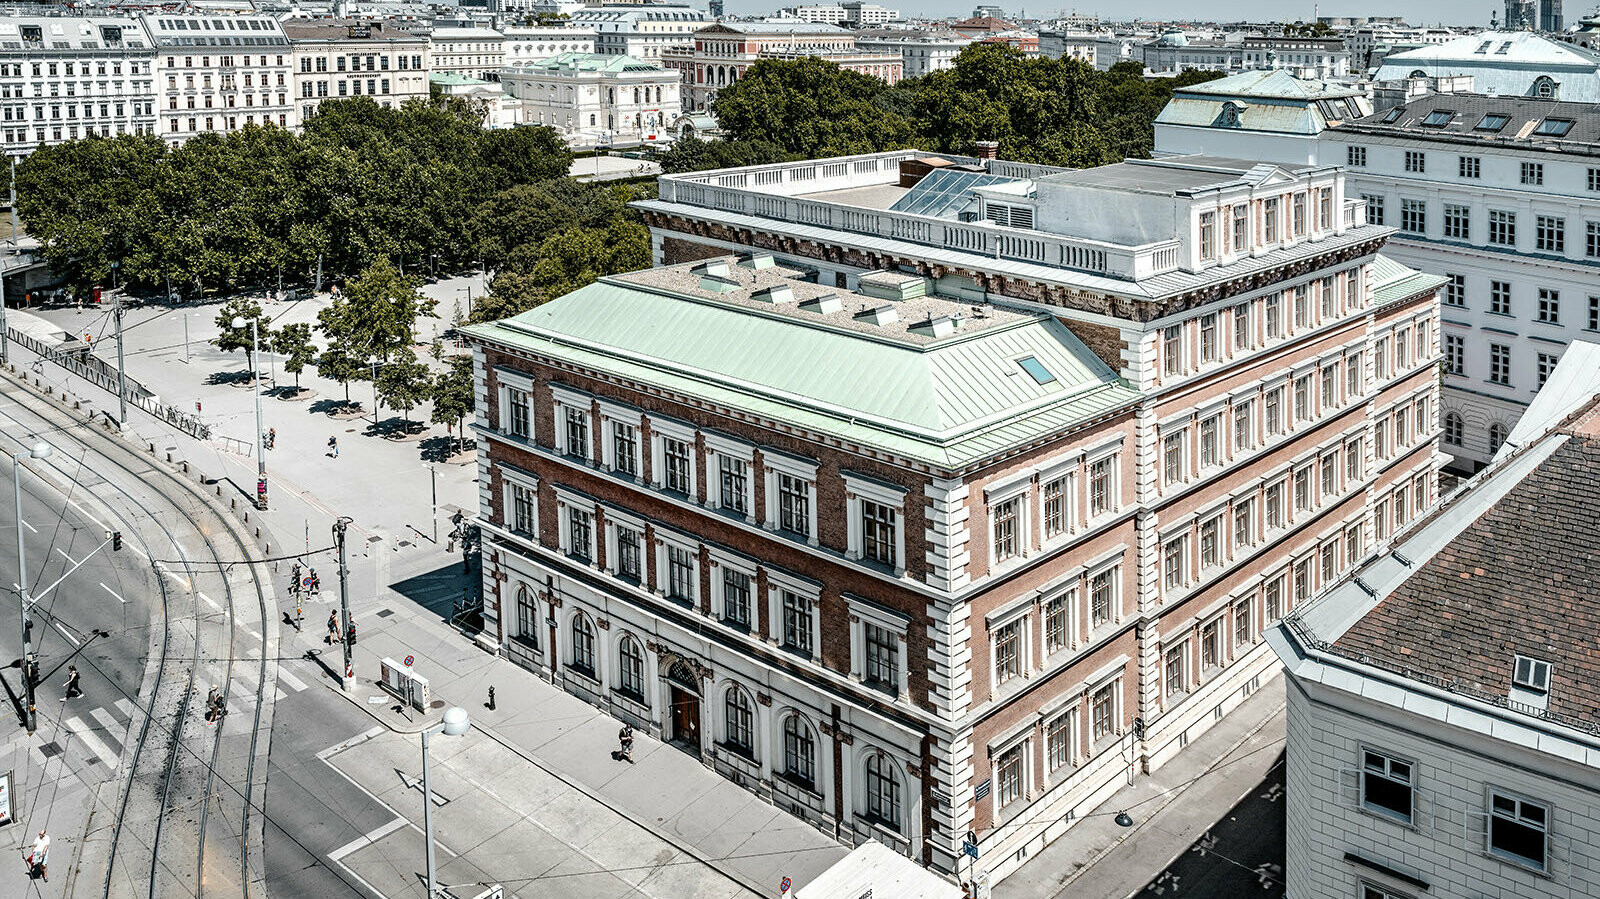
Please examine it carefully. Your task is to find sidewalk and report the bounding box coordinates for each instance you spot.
[4,316,850,895]
[993,676,1286,899]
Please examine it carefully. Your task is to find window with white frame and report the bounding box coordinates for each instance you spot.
[1041,473,1072,540]
[1233,597,1252,649]
[1294,374,1311,423]
[1232,302,1251,351]
[565,504,594,562]
[1320,277,1335,319]
[771,578,818,659]
[610,420,639,476]
[1234,399,1254,452]
[1044,589,1071,654]
[1162,324,1183,376]
[1200,313,1218,362]
[723,686,755,758]
[569,611,596,675]
[508,478,538,536]
[1265,294,1283,339]
[1090,680,1118,744]
[1162,534,1188,593]
[506,387,531,437]
[1162,429,1186,486]
[1293,286,1309,330]
[1234,497,1254,548]
[864,751,902,830]
[1045,707,1075,774]
[1266,386,1284,436]
[515,584,539,649]
[1200,618,1221,673]
[1265,481,1284,530]
[996,740,1026,808]
[1488,791,1550,871]
[1163,642,1188,697]
[1090,566,1117,628]
[653,533,698,605]
[766,452,818,541]
[1199,415,1220,468]
[782,715,816,790]
[563,404,591,460]
[993,615,1024,686]
[1264,575,1284,620]
[1360,748,1414,824]
[617,635,645,700]
[991,493,1023,565]
[704,432,754,519]
[1088,453,1117,518]
[1231,204,1248,252]
[650,418,697,499]
[716,562,754,630]
[1361,884,1416,899]
[1321,451,1337,497]
[1199,515,1220,569]
[1347,351,1364,396]
[846,474,905,571]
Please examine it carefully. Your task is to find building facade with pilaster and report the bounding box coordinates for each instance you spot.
[0,15,159,156]
[143,13,293,141]
[470,149,1443,882]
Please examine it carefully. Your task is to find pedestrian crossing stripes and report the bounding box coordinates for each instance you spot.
[64,716,119,768]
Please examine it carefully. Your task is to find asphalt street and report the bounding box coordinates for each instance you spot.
[1132,753,1287,899]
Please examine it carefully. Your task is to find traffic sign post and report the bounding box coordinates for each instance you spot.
[779,876,791,896]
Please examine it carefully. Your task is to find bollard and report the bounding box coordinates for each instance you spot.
[230,498,236,510]
[182,461,189,473]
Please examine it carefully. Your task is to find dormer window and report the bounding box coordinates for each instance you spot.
[1512,655,1551,693]
[1217,101,1243,128]
[1420,109,1454,128]
[1474,113,1510,132]
[1533,117,1573,137]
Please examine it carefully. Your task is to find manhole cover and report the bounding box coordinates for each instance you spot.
[38,741,62,758]
[376,609,394,618]
[429,700,446,709]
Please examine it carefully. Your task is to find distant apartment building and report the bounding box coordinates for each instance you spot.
[500,52,676,141]
[1374,31,1600,102]
[1344,25,1456,70]
[568,5,709,60]
[783,3,901,27]
[471,147,1441,879]
[1140,31,1243,74]
[1269,350,1600,899]
[1038,30,1097,66]
[144,14,293,141]
[501,25,597,66]
[0,16,158,156]
[854,29,971,78]
[283,21,429,124]
[1239,35,1351,80]
[663,21,901,112]
[429,26,504,81]
[1505,0,1563,32]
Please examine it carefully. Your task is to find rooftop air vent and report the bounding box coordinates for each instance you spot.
[699,275,740,293]
[738,252,775,270]
[692,259,731,278]
[909,314,961,338]
[799,293,843,314]
[855,304,900,326]
[750,284,796,304]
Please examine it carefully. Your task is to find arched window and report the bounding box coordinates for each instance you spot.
[864,751,901,829]
[1534,76,1557,99]
[617,635,645,700]
[570,612,595,674]
[783,714,816,789]
[1408,69,1427,79]
[1488,422,1509,454]
[515,584,538,648]
[1443,411,1464,446]
[724,686,754,757]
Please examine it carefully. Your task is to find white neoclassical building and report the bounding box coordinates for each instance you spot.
[501,25,597,67]
[499,51,677,142]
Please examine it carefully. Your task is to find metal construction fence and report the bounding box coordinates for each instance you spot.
[6,326,212,440]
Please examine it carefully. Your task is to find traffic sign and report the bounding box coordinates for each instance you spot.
[779,876,791,894]
[302,576,315,589]
[963,840,979,859]
[403,654,415,667]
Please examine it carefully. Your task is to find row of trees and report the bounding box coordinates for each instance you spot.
[659,45,1227,172]
[213,258,475,449]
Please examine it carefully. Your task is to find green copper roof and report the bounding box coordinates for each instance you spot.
[529,51,665,73]
[464,272,1137,469]
[1369,252,1446,306]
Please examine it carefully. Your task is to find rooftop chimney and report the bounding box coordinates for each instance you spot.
[973,140,1000,163]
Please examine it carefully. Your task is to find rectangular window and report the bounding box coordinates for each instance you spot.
[1520,161,1544,185]
[1200,619,1220,671]
[1489,792,1550,871]
[1162,324,1183,376]
[1266,483,1284,530]
[1263,197,1278,243]
[662,437,692,494]
[777,473,810,538]
[1233,400,1253,452]
[1090,569,1115,627]
[1591,295,1600,331]
[1199,517,1219,569]
[864,623,898,693]
[1588,221,1600,258]
[1200,313,1218,362]
[1046,710,1074,773]
[564,406,589,460]
[611,422,637,476]
[1231,204,1247,251]
[1444,273,1465,307]
[862,500,897,568]
[1091,684,1115,742]
[1294,375,1311,423]
[1458,155,1480,178]
[1164,643,1187,697]
[1198,211,1216,260]
[1234,498,1254,548]
[1044,592,1069,653]
[1266,387,1284,436]
[1163,536,1186,591]
[666,546,694,602]
[1490,280,1511,315]
[1233,599,1252,648]
[1591,167,1600,192]
[1488,210,1516,246]
[992,496,1021,563]
[1292,192,1306,237]
[1538,352,1559,387]
[1042,477,1068,539]
[1361,749,1414,824]
[994,619,1022,685]
[1490,343,1511,385]
[511,483,536,534]
[1538,288,1560,324]
[781,591,812,655]
[1347,145,1366,167]
[615,527,641,580]
[1265,576,1284,620]
[1199,415,1220,468]
[1163,431,1185,486]
[1293,287,1309,330]
[1320,366,1337,410]
[1400,199,1426,235]
[1404,150,1424,173]
[1089,457,1113,517]
[1444,333,1464,374]
[1265,295,1282,339]
[721,568,751,629]
[1443,204,1469,240]
[997,744,1024,807]
[1536,216,1565,253]
[718,455,748,514]
[507,388,529,437]
[1232,302,1251,350]
[1363,194,1384,226]
[567,507,592,561]
[1320,278,1335,319]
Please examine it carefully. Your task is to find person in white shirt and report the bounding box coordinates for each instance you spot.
[29,829,49,881]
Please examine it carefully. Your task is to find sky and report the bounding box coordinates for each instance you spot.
[722,2,1503,28]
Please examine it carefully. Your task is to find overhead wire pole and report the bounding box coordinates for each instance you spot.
[12,443,50,733]
[113,289,128,424]
[335,516,354,691]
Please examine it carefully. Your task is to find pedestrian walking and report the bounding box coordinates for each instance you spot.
[327,610,340,644]
[205,685,222,723]
[26,829,48,882]
[309,568,320,596]
[617,723,635,763]
[61,664,81,700]
[289,562,302,596]
[328,435,339,458]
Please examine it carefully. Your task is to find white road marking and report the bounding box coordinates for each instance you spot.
[245,628,262,640]
[198,591,221,611]
[328,817,407,862]
[274,688,287,702]
[90,706,120,734]
[276,666,308,693]
[64,715,118,767]
[55,548,80,565]
[114,698,137,718]
[20,520,35,533]
[53,621,80,646]
[100,582,126,604]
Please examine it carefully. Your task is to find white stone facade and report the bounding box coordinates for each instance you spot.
[144,14,293,142]
[284,23,429,125]
[429,26,504,81]
[501,25,597,66]
[499,53,677,141]
[0,16,158,156]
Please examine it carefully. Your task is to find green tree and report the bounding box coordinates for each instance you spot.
[430,354,475,453]
[655,135,796,174]
[318,257,437,384]
[470,179,629,273]
[524,221,651,299]
[475,125,573,191]
[212,297,273,376]
[314,344,364,404]
[274,322,317,389]
[468,271,550,325]
[711,57,915,156]
[14,133,166,288]
[375,358,433,425]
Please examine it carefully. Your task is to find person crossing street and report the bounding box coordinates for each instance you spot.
[327,610,340,644]
[60,664,81,700]
[26,829,48,882]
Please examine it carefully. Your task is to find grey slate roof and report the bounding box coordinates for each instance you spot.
[1337,92,1600,149]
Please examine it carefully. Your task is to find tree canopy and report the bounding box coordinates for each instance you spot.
[691,46,1226,169]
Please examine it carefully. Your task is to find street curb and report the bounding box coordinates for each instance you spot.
[1043,685,1288,899]
[321,671,774,898]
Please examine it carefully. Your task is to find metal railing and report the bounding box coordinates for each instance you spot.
[7,326,212,441]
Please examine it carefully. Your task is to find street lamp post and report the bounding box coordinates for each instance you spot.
[422,706,471,898]
[11,442,51,734]
[233,316,267,510]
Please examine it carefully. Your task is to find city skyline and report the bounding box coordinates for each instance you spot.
[723,0,1503,26]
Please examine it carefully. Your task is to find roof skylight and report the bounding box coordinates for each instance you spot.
[1381,107,1404,124]
[1533,117,1574,137]
[1017,356,1056,385]
[1474,113,1511,132]
[1420,109,1455,127]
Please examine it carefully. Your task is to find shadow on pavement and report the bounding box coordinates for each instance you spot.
[1134,751,1286,899]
